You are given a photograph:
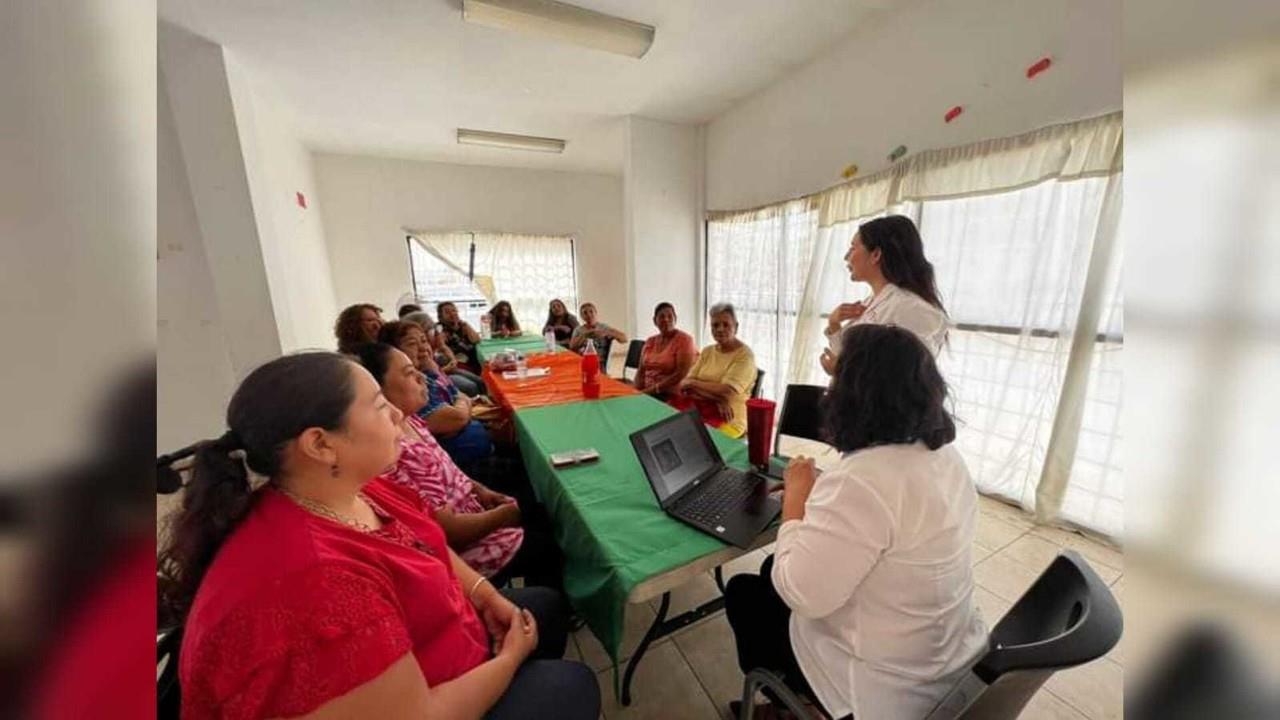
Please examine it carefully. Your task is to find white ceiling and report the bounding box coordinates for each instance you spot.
[159,0,912,174]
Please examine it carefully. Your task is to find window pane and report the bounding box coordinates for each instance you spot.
[706,202,817,399]
[409,233,577,331]
[407,239,490,328]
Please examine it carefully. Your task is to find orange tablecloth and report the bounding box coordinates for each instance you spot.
[482,351,638,412]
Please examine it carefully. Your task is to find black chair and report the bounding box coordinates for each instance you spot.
[621,339,645,383]
[157,448,194,718]
[1126,622,1278,719]
[156,449,205,644]
[597,337,614,375]
[749,369,765,399]
[157,623,183,719]
[737,550,1123,720]
[157,443,199,494]
[772,384,826,460]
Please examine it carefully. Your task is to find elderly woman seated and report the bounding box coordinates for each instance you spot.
[377,321,494,473]
[399,306,487,397]
[670,302,757,438]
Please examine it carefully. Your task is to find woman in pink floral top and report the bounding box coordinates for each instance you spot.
[353,342,563,588]
[396,412,524,577]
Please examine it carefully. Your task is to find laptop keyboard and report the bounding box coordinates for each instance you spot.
[680,471,756,524]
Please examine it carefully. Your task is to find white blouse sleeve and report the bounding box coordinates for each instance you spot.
[825,324,844,354]
[883,299,947,354]
[770,472,894,619]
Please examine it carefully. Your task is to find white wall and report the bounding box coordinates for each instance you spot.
[158,23,340,450]
[705,0,1123,210]
[225,57,338,352]
[158,23,282,376]
[158,74,237,451]
[622,117,704,339]
[314,154,626,332]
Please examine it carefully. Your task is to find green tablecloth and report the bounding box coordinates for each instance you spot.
[512,394,753,672]
[475,336,558,363]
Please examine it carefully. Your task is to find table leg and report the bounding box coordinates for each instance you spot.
[621,592,670,706]
[618,589,728,705]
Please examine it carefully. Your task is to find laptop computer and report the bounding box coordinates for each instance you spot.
[630,411,781,548]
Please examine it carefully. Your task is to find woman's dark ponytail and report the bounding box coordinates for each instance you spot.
[158,433,254,620]
[158,352,359,622]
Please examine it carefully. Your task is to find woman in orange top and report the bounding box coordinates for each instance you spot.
[635,302,697,400]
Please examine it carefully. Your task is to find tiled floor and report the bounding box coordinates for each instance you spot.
[566,438,1125,720]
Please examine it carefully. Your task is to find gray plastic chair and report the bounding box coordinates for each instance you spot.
[737,550,1123,720]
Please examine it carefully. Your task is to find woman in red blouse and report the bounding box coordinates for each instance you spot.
[158,352,598,719]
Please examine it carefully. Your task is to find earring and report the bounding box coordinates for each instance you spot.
[330,463,340,478]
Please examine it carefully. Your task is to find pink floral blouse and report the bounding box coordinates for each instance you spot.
[383,414,522,577]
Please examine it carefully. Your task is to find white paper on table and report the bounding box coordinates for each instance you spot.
[501,367,551,380]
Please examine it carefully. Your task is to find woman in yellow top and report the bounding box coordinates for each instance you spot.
[673,303,758,438]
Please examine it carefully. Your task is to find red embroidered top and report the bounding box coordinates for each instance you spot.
[178,477,490,719]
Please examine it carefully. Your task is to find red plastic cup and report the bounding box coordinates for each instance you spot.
[746,398,777,469]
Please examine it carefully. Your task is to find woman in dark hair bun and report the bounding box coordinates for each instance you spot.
[723,325,986,720]
[158,352,598,720]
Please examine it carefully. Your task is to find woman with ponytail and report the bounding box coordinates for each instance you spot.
[158,352,597,720]
[821,215,949,374]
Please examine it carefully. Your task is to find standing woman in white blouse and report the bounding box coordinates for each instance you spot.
[725,324,988,720]
[821,215,948,375]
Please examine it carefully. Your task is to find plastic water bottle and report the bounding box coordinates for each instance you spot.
[479,314,491,340]
[515,351,528,379]
[544,328,557,352]
[581,339,600,398]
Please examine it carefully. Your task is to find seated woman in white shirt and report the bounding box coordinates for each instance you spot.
[725,323,988,720]
[821,215,948,375]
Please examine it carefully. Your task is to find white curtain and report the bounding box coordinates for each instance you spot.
[704,200,817,400]
[923,174,1122,536]
[409,231,578,332]
[707,113,1123,538]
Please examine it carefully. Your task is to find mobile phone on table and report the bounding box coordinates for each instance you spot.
[549,448,600,468]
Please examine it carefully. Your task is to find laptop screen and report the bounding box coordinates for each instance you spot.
[631,411,720,504]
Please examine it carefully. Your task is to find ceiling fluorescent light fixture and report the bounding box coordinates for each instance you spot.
[462,0,655,59]
[456,128,567,153]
